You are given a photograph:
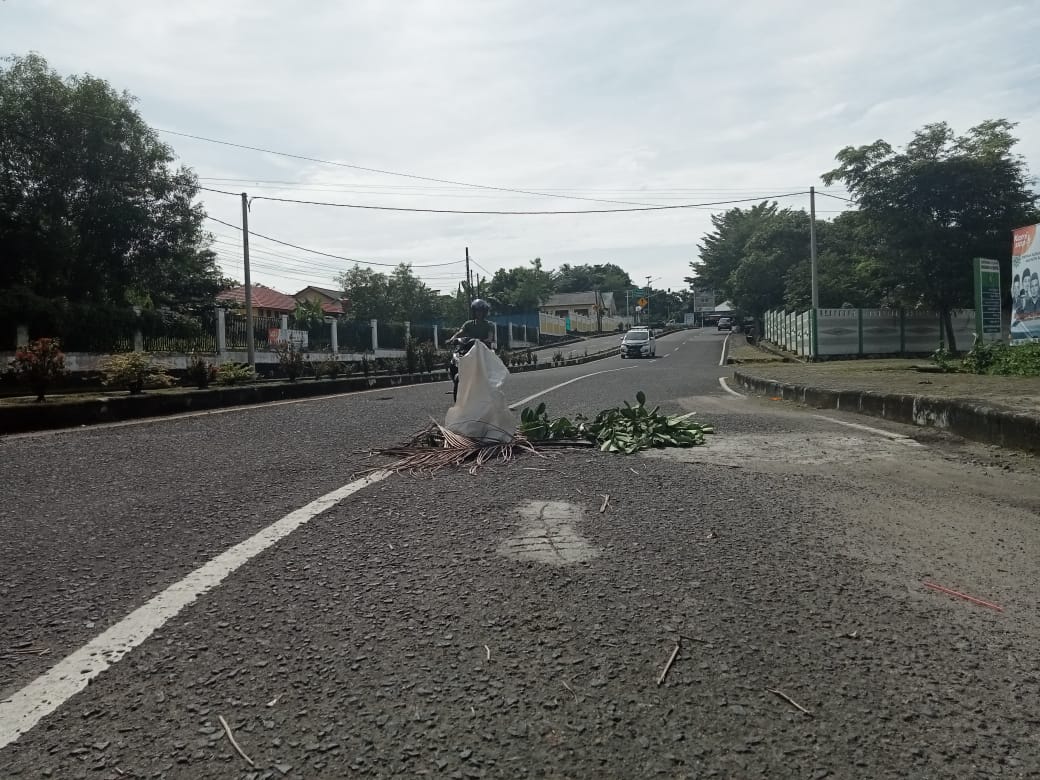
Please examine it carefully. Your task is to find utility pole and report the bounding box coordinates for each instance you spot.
[241,192,255,369]
[465,247,473,299]
[646,275,653,322]
[810,186,819,310]
[594,287,603,333]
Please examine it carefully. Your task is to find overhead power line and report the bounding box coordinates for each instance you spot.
[199,187,808,215]
[159,127,671,207]
[816,191,856,203]
[205,215,464,269]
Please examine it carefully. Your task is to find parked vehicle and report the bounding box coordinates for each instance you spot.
[717,317,733,332]
[619,328,656,358]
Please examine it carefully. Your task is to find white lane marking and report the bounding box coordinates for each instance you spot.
[508,366,634,409]
[719,333,732,366]
[0,470,392,749]
[719,377,746,398]
[810,414,924,446]
[2,382,440,440]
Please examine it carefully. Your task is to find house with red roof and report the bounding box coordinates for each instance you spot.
[295,286,349,317]
[216,284,298,319]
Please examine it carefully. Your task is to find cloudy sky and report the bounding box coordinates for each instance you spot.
[5,0,1040,299]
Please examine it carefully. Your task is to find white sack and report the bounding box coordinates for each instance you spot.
[445,341,516,443]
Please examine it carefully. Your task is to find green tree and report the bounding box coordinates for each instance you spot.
[0,53,223,309]
[488,258,555,312]
[386,263,438,322]
[292,298,326,328]
[823,119,1039,350]
[686,202,780,300]
[335,263,438,323]
[552,263,633,295]
[336,265,390,321]
[782,211,887,310]
[727,209,810,317]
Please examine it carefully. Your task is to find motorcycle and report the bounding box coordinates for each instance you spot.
[448,337,479,402]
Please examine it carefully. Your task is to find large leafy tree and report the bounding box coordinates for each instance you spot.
[487,258,555,312]
[727,208,811,316]
[552,263,632,295]
[0,53,223,309]
[823,119,1039,349]
[686,202,781,299]
[335,263,439,322]
[783,211,887,310]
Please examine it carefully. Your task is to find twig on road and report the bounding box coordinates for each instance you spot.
[656,640,681,686]
[628,467,639,475]
[767,688,813,716]
[265,695,280,707]
[562,680,577,700]
[484,644,491,662]
[599,494,610,513]
[922,581,1004,612]
[218,715,255,767]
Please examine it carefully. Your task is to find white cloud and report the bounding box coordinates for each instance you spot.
[4,0,1039,296]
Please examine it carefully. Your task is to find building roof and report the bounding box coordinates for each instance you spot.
[216,284,298,312]
[297,285,345,301]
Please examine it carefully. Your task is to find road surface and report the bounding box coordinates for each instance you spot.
[2,329,1038,778]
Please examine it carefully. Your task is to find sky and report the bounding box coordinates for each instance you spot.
[4,0,1040,298]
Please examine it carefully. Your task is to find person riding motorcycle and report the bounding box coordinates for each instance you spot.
[448,299,495,349]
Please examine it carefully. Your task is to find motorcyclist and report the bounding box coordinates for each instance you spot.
[448,299,495,349]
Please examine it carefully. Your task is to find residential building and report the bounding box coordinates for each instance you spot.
[539,291,617,319]
[216,284,298,318]
[295,286,349,317]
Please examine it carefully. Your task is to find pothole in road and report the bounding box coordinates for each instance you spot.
[497,500,600,566]
[642,432,908,470]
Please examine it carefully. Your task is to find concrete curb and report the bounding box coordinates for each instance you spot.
[733,370,1040,454]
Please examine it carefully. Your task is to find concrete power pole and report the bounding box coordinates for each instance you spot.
[241,192,255,369]
[465,247,472,299]
[810,186,819,310]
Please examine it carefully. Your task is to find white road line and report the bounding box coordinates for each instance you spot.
[718,377,746,398]
[508,366,634,409]
[719,333,732,367]
[810,413,924,445]
[0,470,392,750]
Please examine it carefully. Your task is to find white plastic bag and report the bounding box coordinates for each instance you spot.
[445,342,516,443]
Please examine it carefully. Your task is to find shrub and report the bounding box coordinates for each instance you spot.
[404,338,420,374]
[100,352,174,394]
[185,353,218,389]
[9,337,66,401]
[272,339,305,381]
[215,363,257,385]
[962,340,1040,376]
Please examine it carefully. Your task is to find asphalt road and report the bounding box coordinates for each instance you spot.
[2,329,1039,778]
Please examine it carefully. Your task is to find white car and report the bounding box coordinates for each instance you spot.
[619,328,656,358]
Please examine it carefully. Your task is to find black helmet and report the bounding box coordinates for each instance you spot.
[470,298,490,314]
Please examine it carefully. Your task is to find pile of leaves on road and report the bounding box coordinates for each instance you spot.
[367,392,713,475]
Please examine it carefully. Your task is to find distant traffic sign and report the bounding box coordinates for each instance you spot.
[637,297,648,307]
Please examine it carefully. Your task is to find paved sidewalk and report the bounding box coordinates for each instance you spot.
[732,359,1040,453]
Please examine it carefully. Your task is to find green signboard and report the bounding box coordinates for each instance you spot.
[973,257,1002,343]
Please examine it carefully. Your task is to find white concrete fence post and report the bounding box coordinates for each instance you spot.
[216,308,227,357]
[370,319,379,351]
[330,320,338,353]
[433,324,439,350]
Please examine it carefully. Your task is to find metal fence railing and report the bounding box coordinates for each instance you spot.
[141,309,217,353]
[379,322,408,350]
[411,323,436,344]
[336,320,371,352]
